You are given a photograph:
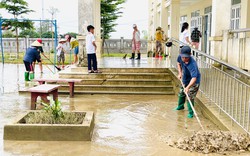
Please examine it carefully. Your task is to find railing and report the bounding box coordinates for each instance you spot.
[169,38,250,134]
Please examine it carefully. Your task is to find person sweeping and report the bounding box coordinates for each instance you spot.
[23,40,43,81]
[174,46,201,118]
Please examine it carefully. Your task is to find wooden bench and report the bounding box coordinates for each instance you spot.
[34,78,82,97]
[28,84,60,110]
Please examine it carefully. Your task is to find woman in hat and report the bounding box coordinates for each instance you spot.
[65,34,79,65]
[23,40,43,81]
[56,38,67,69]
[155,26,164,57]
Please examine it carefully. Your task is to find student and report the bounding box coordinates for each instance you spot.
[174,46,201,118]
[130,24,141,60]
[33,39,45,73]
[56,39,67,69]
[180,22,192,48]
[86,25,101,73]
[23,40,43,81]
[155,26,163,57]
[191,27,202,49]
[65,34,79,65]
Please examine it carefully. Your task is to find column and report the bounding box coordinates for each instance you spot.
[210,0,231,59]
[169,0,180,39]
[78,0,101,67]
[161,0,168,37]
[241,0,250,28]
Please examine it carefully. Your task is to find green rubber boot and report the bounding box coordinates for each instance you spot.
[187,99,195,118]
[174,94,186,110]
[29,72,35,80]
[24,72,30,81]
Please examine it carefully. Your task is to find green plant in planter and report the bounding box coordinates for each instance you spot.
[41,98,64,120]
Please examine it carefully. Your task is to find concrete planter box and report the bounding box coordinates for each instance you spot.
[4,111,94,141]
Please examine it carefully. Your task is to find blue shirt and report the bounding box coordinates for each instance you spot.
[177,55,201,85]
[23,47,41,63]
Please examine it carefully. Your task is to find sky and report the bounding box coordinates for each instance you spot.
[0,0,148,39]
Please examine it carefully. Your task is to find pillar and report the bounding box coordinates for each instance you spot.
[161,0,168,38]
[241,0,250,28]
[169,0,180,39]
[78,0,101,67]
[210,0,231,59]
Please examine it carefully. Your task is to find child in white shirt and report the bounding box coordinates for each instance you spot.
[86,25,101,73]
[56,39,67,69]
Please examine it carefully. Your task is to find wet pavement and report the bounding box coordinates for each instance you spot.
[0,61,249,156]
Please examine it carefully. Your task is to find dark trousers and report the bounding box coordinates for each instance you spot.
[87,53,97,71]
[23,60,34,72]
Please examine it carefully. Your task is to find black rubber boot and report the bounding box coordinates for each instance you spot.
[135,53,141,60]
[129,53,135,59]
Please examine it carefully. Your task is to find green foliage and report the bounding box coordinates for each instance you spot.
[2,30,15,38]
[101,0,126,39]
[36,21,51,35]
[142,30,148,40]
[42,99,64,120]
[41,31,54,38]
[0,0,34,56]
[0,0,34,31]
[64,32,78,38]
[19,29,39,38]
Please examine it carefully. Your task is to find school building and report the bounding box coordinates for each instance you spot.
[148,0,250,71]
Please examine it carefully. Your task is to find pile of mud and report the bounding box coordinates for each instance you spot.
[167,131,250,154]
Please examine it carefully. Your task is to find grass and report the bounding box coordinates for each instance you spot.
[24,112,85,124]
[0,52,130,64]
[0,52,76,65]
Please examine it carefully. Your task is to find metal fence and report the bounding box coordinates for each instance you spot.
[169,38,250,134]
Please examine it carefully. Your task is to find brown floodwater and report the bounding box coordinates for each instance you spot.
[0,63,249,156]
[1,94,248,156]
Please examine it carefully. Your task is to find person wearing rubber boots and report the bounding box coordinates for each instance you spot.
[174,46,201,118]
[130,24,141,60]
[23,40,43,81]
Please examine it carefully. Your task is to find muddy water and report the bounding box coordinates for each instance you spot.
[0,64,249,156]
[0,94,244,156]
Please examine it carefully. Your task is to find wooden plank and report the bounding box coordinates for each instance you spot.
[28,84,60,93]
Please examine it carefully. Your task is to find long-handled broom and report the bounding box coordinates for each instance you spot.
[43,55,61,71]
[180,80,204,130]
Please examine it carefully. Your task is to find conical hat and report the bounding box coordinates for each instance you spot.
[31,40,43,47]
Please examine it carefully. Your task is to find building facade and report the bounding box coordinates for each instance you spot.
[148,0,250,71]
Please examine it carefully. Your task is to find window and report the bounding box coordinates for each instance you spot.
[231,2,241,30]
[232,0,241,5]
[191,10,202,32]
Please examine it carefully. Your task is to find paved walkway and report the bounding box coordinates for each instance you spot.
[97,57,171,68]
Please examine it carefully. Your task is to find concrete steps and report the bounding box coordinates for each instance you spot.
[59,72,171,80]
[57,67,174,95]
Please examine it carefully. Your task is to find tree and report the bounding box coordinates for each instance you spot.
[142,30,148,40]
[2,30,15,38]
[101,0,126,39]
[41,31,54,38]
[64,32,78,38]
[36,21,50,37]
[0,0,34,58]
[19,29,39,38]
